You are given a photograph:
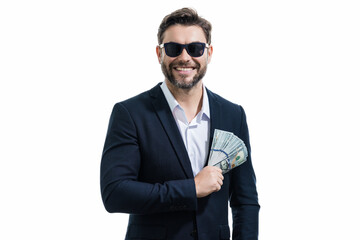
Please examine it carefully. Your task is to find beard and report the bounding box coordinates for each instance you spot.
[161,60,207,89]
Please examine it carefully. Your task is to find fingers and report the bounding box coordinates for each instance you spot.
[194,166,225,198]
[214,167,224,183]
[195,166,224,197]
[208,166,224,185]
[214,166,223,174]
[217,176,223,186]
[215,173,223,192]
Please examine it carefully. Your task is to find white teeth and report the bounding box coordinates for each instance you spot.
[176,67,193,71]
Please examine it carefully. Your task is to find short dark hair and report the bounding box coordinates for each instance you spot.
[157,8,212,45]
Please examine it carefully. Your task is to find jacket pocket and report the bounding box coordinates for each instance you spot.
[219,225,230,240]
[127,224,166,239]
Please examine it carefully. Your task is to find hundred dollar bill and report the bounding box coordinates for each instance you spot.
[208,129,248,174]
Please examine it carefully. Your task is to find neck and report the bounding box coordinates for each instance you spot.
[166,79,204,122]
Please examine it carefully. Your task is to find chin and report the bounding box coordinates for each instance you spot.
[171,77,201,89]
[178,78,196,85]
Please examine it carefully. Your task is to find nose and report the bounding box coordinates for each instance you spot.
[177,47,191,61]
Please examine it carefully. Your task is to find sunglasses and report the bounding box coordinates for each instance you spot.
[159,42,209,58]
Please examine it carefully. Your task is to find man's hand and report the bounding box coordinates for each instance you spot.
[194,166,224,198]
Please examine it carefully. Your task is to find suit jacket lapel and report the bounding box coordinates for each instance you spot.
[206,88,222,165]
[150,84,194,179]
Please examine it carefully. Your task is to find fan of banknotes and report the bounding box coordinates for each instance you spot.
[208,129,248,174]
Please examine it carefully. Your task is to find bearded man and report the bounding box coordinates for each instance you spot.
[100,8,260,240]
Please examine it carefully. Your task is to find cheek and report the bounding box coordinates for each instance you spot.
[163,57,175,68]
[198,59,208,68]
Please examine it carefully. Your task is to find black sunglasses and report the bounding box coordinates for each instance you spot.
[159,42,209,58]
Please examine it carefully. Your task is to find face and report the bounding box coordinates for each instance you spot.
[156,25,213,89]
[220,160,228,170]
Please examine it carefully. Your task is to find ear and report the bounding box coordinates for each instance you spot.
[206,45,213,64]
[156,46,162,64]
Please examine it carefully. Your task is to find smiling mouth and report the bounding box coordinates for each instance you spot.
[174,67,195,71]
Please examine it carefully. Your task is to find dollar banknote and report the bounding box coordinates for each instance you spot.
[208,129,248,174]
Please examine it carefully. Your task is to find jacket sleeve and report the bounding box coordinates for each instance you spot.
[230,105,260,240]
[100,103,197,214]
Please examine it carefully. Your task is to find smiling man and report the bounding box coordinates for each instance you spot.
[101,8,260,240]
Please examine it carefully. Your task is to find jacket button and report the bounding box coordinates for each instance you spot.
[190,229,197,237]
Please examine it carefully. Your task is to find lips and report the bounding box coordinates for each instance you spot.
[172,64,198,71]
[169,61,200,75]
[173,67,196,75]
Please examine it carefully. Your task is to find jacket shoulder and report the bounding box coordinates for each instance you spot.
[115,83,162,110]
[206,88,245,113]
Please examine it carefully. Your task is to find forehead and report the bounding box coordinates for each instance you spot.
[162,25,207,44]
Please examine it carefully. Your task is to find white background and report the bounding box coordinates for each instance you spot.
[1,0,359,239]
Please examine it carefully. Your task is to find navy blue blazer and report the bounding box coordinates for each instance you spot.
[101,83,260,240]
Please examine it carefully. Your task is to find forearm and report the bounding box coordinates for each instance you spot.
[230,155,260,239]
[101,102,198,214]
[102,178,197,214]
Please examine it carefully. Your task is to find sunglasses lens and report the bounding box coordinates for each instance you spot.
[187,43,205,57]
[163,42,206,57]
[165,43,183,57]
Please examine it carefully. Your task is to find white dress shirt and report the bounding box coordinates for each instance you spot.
[160,81,210,176]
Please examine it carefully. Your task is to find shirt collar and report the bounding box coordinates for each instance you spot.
[160,81,210,120]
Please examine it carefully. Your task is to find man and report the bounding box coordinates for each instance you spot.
[100,8,260,240]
